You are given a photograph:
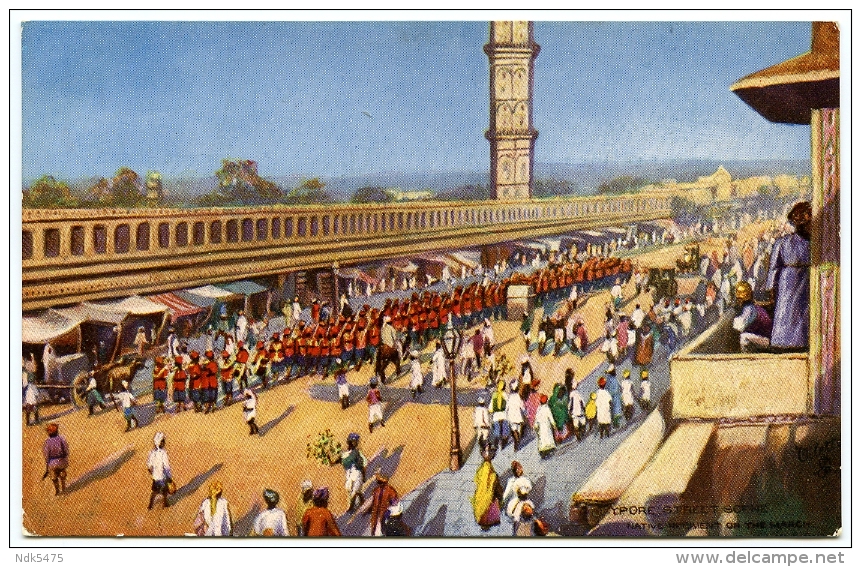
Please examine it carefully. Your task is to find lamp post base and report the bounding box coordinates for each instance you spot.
[450,449,463,472]
[449,359,463,472]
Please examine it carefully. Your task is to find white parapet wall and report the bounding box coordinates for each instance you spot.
[571,409,666,526]
[669,314,810,419]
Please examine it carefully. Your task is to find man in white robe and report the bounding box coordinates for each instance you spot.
[506,380,526,449]
[408,350,423,398]
[533,394,557,458]
[431,342,447,387]
[596,377,612,439]
[473,396,490,451]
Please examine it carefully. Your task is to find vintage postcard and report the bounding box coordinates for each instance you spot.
[15,12,846,545]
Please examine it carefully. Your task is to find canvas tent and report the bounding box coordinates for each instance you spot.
[182,285,244,330]
[148,292,206,318]
[147,292,209,337]
[22,310,83,346]
[89,296,170,353]
[52,303,127,365]
[216,280,270,317]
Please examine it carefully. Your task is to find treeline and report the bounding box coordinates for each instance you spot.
[23,164,652,209]
[22,160,334,209]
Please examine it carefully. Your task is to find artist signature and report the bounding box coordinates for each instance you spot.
[794,437,840,478]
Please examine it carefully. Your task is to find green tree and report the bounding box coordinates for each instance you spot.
[534,178,577,198]
[109,167,145,207]
[351,186,394,204]
[436,184,490,201]
[215,159,282,204]
[88,177,112,202]
[757,184,777,198]
[596,175,649,194]
[145,171,164,201]
[283,177,333,205]
[22,175,79,208]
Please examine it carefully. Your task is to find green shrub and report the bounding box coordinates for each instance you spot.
[306,429,342,466]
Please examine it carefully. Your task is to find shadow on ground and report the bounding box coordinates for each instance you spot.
[259,405,295,437]
[172,462,224,505]
[65,446,135,494]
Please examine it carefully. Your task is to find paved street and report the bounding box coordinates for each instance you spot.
[367,329,674,537]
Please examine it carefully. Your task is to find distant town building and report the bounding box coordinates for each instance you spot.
[642,165,808,204]
[388,189,433,202]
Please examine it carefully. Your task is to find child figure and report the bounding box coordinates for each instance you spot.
[367,378,385,432]
[243,389,259,435]
[585,392,597,434]
[639,370,651,410]
[334,360,350,410]
[408,350,423,399]
[621,369,635,421]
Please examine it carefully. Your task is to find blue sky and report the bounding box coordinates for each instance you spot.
[21,20,813,181]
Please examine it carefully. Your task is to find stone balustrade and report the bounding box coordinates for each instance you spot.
[22,194,671,311]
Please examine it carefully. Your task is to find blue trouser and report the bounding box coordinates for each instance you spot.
[342,350,355,365]
[491,420,510,443]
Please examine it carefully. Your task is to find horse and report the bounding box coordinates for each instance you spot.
[374,343,401,385]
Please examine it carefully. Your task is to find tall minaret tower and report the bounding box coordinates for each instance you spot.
[484,21,540,200]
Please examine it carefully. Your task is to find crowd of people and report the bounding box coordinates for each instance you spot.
[30,202,814,537]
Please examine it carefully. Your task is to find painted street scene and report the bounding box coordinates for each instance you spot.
[18,17,842,539]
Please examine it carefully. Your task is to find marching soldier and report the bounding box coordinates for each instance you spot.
[203,350,219,414]
[152,356,169,415]
[218,350,236,406]
[187,351,204,413]
[171,356,187,412]
[234,341,250,390]
[282,329,297,381]
[251,341,270,389]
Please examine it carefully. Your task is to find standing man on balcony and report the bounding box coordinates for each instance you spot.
[766,202,812,351]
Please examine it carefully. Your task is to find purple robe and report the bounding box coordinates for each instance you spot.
[766,233,810,349]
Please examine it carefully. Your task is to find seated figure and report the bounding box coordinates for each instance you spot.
[732,281,772,352]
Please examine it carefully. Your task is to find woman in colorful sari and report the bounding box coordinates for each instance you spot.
[472,450,503,530]
[524,379,542,427]
[548,383,570,442]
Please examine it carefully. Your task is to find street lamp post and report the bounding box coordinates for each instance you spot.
[332,261,340,313]
[441,324,463,471]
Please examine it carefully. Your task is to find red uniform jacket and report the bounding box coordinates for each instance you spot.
[172,368,187,391]
[368,325,381,347]
[187,362,202,390]
[153,366,169,391]
[204,360,219,389]
[236,348,250,364]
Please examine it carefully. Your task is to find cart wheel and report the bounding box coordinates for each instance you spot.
[71,372,88,407]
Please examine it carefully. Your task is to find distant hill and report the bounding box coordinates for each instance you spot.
[39,158,811,204]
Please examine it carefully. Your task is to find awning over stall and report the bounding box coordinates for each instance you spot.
[389,260,419,273]
[335,268,379,285]
[175,291,218,307]
[22,310,84,344]
[185,284,240,299]
[447,251,480,269]
[603,227,629,235]
[53,304,127,326]
[532,237,562,252]
[147,292,205,318]
[89,295,169,315]
[216,280,268,296]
